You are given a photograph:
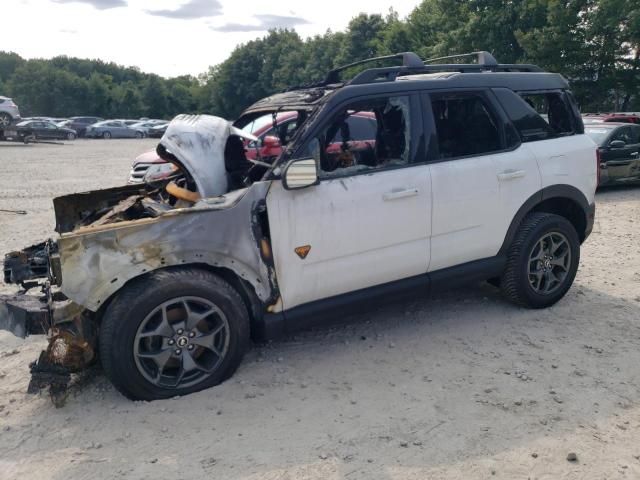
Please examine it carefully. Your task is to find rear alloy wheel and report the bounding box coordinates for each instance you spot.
[501,213,580,308]
[67,132,76,140]
[99,268,250,400]
[103,131,112,139]
[0,112,12,128]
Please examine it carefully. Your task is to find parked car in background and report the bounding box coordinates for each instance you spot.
[147,123,169,138]
[131,121,168,136]
[62,116,104,137]
[0,96,21,127]
[15,119,78,141]
[85,120,145,139]
[585,123,640,186]
[117,119,142,127]
[583,113,640,124]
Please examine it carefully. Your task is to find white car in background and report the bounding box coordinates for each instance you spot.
[0,96,21,127]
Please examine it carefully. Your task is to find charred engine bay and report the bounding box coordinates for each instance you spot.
[53,181,180,234]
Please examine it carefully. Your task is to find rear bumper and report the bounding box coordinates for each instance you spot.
[584,202,596,240]
[0,294,48,338]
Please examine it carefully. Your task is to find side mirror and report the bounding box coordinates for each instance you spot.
[609,140,626,149]
[283,158,319,190]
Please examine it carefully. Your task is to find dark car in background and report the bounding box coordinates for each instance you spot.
[146,123,168,138]
[585,123,640,186]
[61,116,104,137]
[16,119,78,141]
[85,120,145,139]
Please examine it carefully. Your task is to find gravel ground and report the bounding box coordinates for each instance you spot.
[0,139,639,480]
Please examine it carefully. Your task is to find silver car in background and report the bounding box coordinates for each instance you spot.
[85,120,145,139]
[0,96,21,127]
[131,120,168,136]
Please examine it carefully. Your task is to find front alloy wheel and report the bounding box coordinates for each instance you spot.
[134,297,230,389]
[99,268,250,400]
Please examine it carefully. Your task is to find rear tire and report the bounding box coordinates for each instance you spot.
[103,131,112,139]
[99,268,250,401]
[135,131,143,139]
[67,132,76,140]
[501,213,580,308]
[0,112,12,128]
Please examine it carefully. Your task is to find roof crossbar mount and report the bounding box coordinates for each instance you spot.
[324,52,425,85]
[424,51,499,66]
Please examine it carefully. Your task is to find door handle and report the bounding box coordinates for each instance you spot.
[383,188,419,201]
[497,169,526,181]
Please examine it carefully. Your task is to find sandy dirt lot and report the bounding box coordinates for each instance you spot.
[1,139,639,480]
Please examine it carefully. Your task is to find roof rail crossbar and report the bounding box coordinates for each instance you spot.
[324,52,424,84]
[349,62,543,85]
[424,51,499,66]
[304,51,544,90]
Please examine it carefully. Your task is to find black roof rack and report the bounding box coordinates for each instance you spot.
[320,51,543,87]
[323,52,425,85]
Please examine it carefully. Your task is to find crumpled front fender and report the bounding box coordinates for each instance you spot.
[56,181,276,312]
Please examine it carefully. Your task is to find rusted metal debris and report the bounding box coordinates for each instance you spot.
[0,209,27,215]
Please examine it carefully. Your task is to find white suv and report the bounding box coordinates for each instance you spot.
[0,96,21,127]
[1,52,597,402]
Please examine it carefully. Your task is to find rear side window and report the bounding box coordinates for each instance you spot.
[494,89,577,141]
[430,93,502,158]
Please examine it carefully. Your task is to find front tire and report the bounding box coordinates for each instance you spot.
[67,132,76,140]
[103,131,112,139]
[501,213,580,308]
[99,268,250,400]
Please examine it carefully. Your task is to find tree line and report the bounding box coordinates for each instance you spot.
[1,0,638,120]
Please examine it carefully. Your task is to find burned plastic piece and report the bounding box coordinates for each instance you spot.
[27,312,97,407]
[3,242,49,285]
[0,294,48,337]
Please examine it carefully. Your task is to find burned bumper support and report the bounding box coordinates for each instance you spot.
[0,294,48,338]
[0,293,97,406]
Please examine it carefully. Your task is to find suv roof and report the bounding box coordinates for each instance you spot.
[244,51,568,115]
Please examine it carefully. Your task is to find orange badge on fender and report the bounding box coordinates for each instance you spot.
[295,245,311,260]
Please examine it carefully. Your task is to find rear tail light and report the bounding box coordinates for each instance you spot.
[596,148,601,186]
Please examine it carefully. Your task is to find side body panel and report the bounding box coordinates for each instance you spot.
[492,144,543,249]
[527,135,598,205]
[267,166,432,310]
[428,155,501,271]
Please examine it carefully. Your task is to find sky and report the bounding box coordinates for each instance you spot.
[6,0,420,78]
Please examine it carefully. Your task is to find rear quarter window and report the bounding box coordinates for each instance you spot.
[493,88,578,142]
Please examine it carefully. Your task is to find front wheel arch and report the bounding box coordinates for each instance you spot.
[99,266,251,400]
[94,264,265,336]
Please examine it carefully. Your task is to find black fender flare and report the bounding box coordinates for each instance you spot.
[499,185,590,254]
